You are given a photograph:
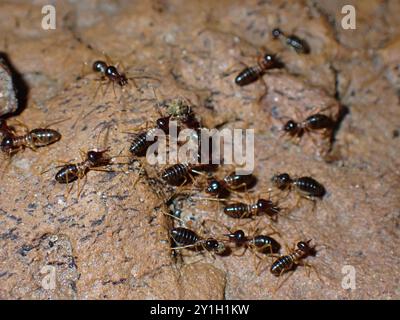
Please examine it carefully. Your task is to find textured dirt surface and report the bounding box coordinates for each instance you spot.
[0,0,399,299]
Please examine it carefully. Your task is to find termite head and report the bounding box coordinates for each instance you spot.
[206,179,222,195]
[297,240,312,253]
[256,198,274,213]
[225,230,246,244]
[106,66,120,79]
[271,173,292,190]
[0,135,14,153]
[283,120,298,134]
[87,149,109,165]
[205,238,226,254]
[156,116,171,133]
[92,60,107,74]
[272,28,282,38]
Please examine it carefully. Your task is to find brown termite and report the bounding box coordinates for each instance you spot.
[206,172,256,198]
[224,229,281,255]
[129,116,171,157]
[223,197,282,220]
[270,240,315,276]
[91,57,160,98]
[161,162,209,186]
[235,53,282,86]
[271,173,326,201]
[73,57,160,129]
[49,146,127,198]
[170,227,226,254]
[272,28,310,54]
[92,60,128,88]
[269,239,323,292]
[282,113,335,142]
[0,121,61,156]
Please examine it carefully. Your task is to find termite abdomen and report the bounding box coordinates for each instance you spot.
[55,165,80,184]
[29,129,61,147]
[171,227,199,246]
[294,177,326,198]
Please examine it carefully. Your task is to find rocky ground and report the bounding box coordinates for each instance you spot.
[0,0,399,299]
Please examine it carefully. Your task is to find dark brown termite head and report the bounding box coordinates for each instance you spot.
[261,54,278,69]
[272,173,292,190]
[205,238,226,254]
[256,198,273,211]
[156,116,171,133]
[261,53,284,70]
[297,240,313,254]
[225,230,246,245]
[283,120,298,134]
[0,134,14,153]
[87,149,110,166]
[206,179,222,195]
[272,28,282,38]
[92,60,107,74]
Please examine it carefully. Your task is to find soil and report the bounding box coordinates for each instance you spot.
[0,0,399,299]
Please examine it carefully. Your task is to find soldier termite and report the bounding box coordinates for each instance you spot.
[272,28,310,54]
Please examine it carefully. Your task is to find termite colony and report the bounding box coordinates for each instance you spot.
[0,26,336,292]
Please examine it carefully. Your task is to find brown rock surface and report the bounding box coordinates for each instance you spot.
[0,0,399,300]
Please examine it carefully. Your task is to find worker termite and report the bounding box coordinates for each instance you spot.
[235,53,282,86]
[205,172,256,198]
[73,56,160,128]
[282,113,335,142]
[269,239,323,292]
[224,229,281,255]
[46,146,126,198]
[170,227,226,254]
[223,197,282,220]
[271,173,326,201]
[272,28,310,54]
[0,122,61,156]
[161,162,209,186]
[129,116,171,157]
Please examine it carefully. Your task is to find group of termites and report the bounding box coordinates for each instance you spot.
[0,27,335,291]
